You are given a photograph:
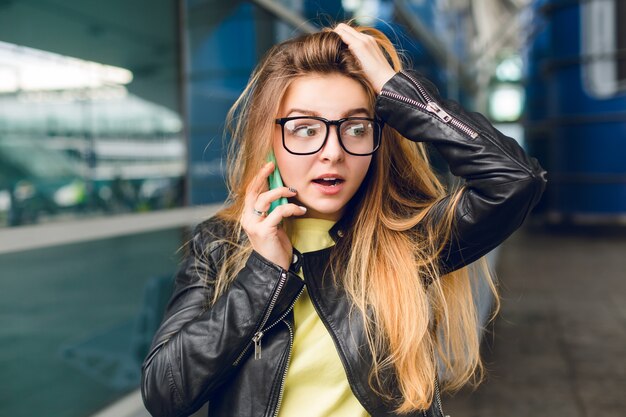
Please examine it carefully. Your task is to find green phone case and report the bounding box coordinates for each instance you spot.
[267,151,288,214]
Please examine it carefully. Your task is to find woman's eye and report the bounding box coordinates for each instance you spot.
[292,123,322,138]
[344,123,368,137]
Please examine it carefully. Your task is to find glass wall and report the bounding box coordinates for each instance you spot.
[0,0,183,228]
[0,228,185,417]
[0,1,188,416]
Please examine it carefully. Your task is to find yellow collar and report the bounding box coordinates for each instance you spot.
[284,218,336,253]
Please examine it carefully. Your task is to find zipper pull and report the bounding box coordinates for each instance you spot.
[253,331,264,360]
[426,102,452,123]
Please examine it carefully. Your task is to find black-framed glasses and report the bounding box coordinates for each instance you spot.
[275,116,383,156]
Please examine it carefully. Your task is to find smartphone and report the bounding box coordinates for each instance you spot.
[267,150,288,214]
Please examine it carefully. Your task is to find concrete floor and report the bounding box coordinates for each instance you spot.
[444,224,626,417]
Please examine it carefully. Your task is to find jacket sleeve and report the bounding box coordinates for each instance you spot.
[375,70,548,274]
[140,220,304,417]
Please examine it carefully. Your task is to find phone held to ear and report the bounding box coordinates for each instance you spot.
[267,150,288,214]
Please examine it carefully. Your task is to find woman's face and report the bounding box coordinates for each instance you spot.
[273,73,373,221]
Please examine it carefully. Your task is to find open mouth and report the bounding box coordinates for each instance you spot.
[312,178,345,187]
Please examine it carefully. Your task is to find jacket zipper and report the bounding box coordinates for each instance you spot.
[232,270,289,366]
[383,71,538,178]
[421,377,447,417]
[255,286,304,416]
[434,376,449,417]
[401,71,480,141]
[379,72,479,140]
[272,318,295,417]
[233,284,304,414]
[400,70,539,177]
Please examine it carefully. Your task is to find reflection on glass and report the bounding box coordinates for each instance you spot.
[0,42,184,227]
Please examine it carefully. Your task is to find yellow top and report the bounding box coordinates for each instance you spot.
[278,218,369,417]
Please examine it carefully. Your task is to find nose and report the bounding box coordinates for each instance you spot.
[319,125,345,162]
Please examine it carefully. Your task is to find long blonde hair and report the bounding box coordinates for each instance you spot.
[207,26,499,413]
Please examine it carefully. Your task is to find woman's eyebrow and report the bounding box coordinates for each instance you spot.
[285,108,317,116]
[344,107,371,117]
[285,107,372,117]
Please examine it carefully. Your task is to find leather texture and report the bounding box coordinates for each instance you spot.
[141,70,548,417]
[376,70,547,274]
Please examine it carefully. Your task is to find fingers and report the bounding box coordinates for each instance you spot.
[333,23,377,49]
[333,23,364,41]
[243,161,304,225]
[240,161,307,270]
[243,162,275,228]
[333,23,396,93]
[245,161,274,207]
[244,201,306,270]
[253,186,297,213]
[243,186,306,229]
[264,203,307,228]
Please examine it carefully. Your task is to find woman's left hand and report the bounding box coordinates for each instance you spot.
[333,23,396,93]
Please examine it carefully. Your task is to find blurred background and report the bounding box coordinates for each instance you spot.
[0,0,624,416]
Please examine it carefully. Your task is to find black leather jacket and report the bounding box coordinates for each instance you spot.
[141,70,548,417]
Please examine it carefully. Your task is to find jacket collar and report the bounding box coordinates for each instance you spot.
[329,220,346,242]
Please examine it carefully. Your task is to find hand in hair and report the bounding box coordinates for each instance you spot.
[333,23,396,93]
[240,161,307,270]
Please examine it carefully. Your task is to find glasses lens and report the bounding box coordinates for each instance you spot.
[339,118,377,155]
[283,118,327,154]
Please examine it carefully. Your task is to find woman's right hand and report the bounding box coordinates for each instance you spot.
[241,161,307,270]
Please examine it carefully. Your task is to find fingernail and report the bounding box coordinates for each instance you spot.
[299,206,307,212]
[288,187,297,193]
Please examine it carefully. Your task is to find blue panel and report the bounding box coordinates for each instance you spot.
[189,12,257,71]
[524,2,551,123]
[185,1,257,205]
[546,2,580,59]
[553,123,626,174]
[400,0,436,33]
[543,1,626,115]
[556,183,626,214]
[304,0,345,22]
[188,77,245,127]
[528,0,626,217]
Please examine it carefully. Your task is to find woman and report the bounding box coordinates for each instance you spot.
[141,24,547,417]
